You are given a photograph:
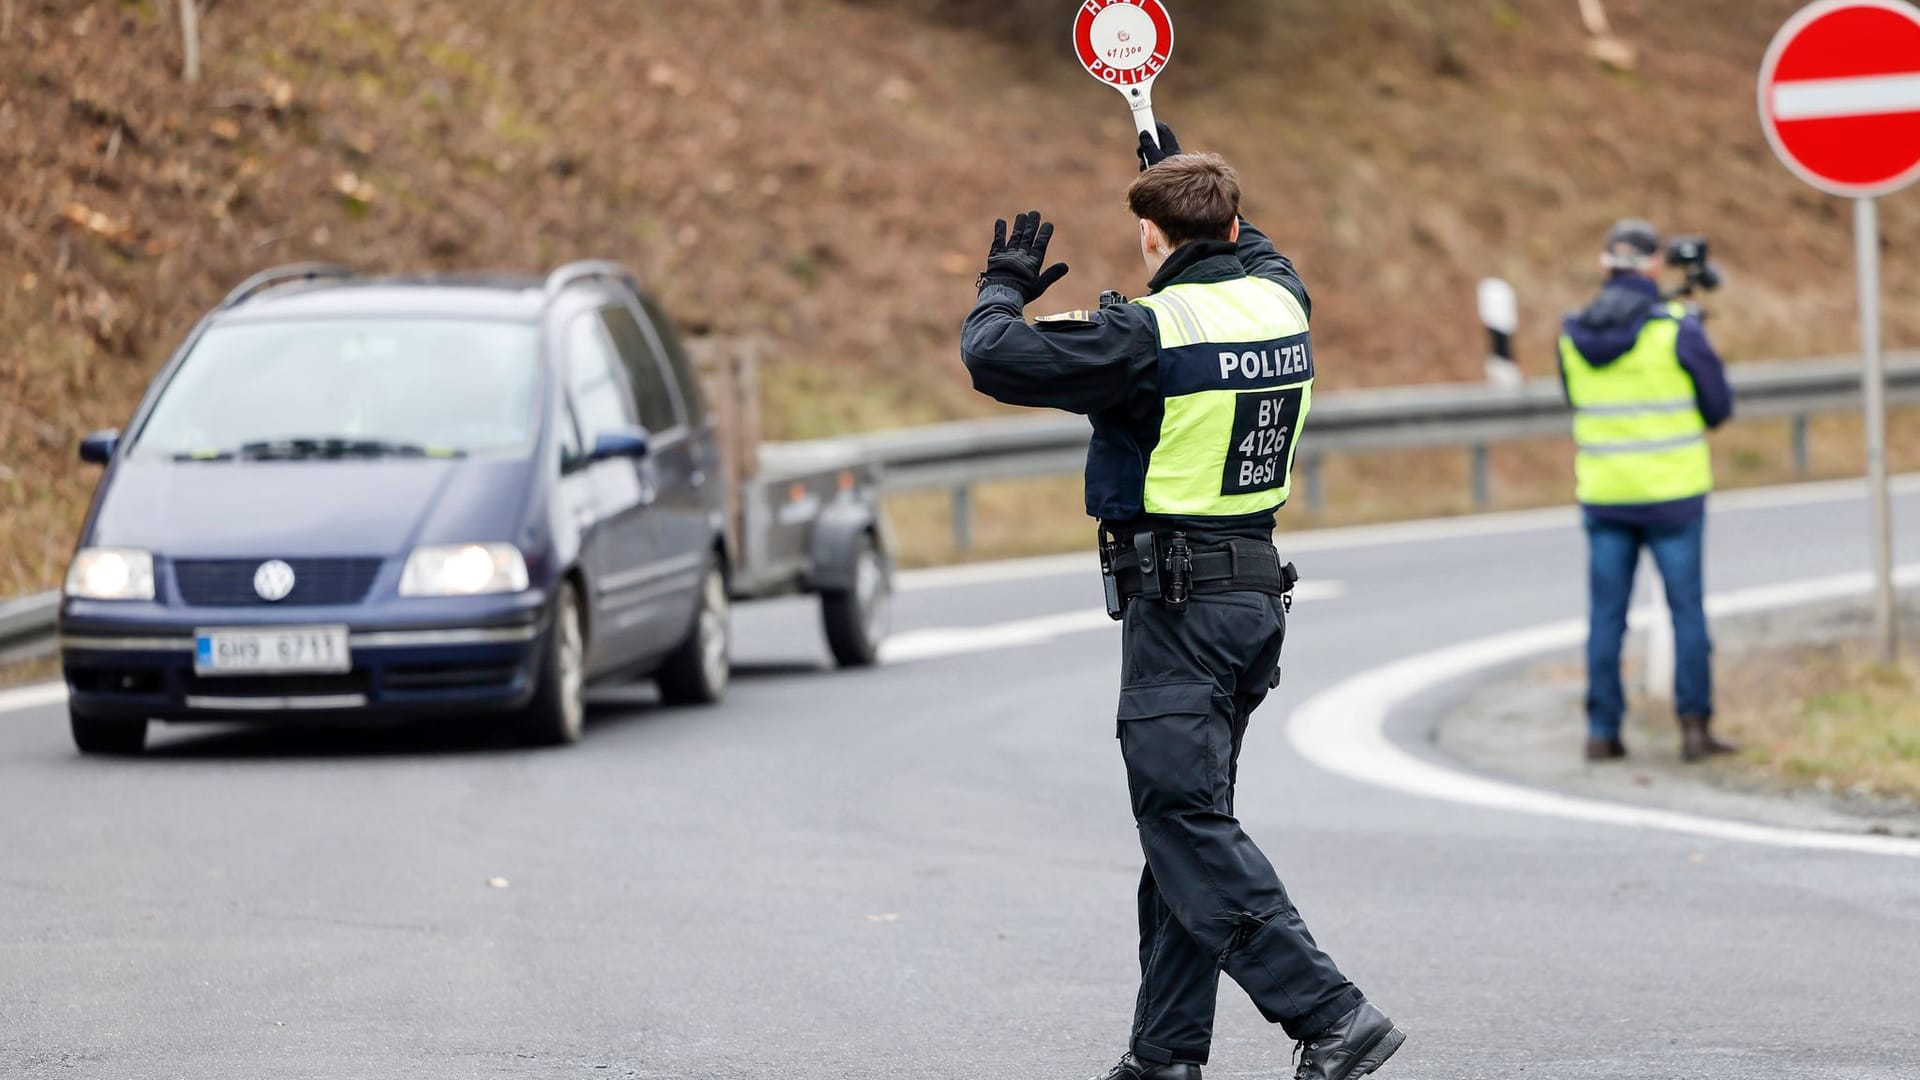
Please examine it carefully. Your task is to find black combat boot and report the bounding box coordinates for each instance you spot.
[1292,1002,1406,1080]
[1094,1052,1200,1080]
[1678,714,1736,763]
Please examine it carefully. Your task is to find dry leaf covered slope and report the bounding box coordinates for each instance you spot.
[2,0,1914,592]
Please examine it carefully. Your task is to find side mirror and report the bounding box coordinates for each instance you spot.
[589,427,650,463]
[79,429,120,465]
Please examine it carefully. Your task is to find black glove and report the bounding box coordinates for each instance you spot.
[977,210,1069,304]
[1137,122,1183,171]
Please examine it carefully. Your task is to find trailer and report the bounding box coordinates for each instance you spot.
[695,341,894,668]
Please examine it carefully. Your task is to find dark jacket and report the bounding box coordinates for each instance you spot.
[1559,273,1734,528]
[961,218,1308,539]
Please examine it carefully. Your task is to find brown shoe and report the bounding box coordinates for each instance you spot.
[1585,737,1627,761]
[1679,714,1736,763]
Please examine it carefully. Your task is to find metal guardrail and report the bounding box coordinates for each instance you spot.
[0,590,60,663]
[768,352,1920,549]
[6,352,1917,653]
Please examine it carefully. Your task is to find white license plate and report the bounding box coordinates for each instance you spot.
[194,626,351,675]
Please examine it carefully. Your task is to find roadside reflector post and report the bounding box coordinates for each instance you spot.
[1759,0,1920,664]
[1478,278,1523,389]
[1642,551,1674,706]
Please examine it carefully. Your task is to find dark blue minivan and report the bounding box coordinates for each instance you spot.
[59,263,740,753]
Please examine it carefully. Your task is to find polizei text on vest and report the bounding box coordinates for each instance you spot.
[1219,345,1310,381]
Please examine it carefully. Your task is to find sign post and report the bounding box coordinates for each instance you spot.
[1760,0,1920,663]
[1074,0,1175,145]
[1856,194,1894,662]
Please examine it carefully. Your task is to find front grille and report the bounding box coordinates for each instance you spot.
[173,558,382,606]
[181,671,371,697]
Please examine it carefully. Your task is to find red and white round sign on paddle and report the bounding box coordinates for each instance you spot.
[1074,0,1175,139]
[1759,0,1920,198]
[1074,0,1173,87]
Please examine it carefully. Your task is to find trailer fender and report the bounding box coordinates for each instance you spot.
[807,497,889,592]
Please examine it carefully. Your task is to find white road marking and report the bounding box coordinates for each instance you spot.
[1287,566,1920,859]
[881,582,1345,665]
[880,608,1116,664]
[1774,73,1920,121]
[896,473,1920,592]
[898,553,1090,592]
[0,681,67,716]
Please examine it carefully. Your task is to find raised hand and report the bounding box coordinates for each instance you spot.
[978,210,1071,304]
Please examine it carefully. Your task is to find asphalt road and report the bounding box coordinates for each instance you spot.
[4,480,1920,1079]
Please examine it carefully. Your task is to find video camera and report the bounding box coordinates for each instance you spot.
[1665,235,1723,297]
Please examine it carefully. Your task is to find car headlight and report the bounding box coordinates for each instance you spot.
[65,548,156,601]
[399,543,530,597]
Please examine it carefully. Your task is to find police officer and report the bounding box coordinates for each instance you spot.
[1560,220,1735,764]
[961,125,1404,1080]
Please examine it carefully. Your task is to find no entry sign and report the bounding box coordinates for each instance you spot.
[1759,0,1920,198]
[1758,0,1920,660]
[1074,0,1175,141]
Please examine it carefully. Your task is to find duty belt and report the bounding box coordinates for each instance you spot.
[1098,531,1300,620]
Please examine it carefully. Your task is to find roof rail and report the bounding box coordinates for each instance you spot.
[543,260,637,301]
[218,263,355,310]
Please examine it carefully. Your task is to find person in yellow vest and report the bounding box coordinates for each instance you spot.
[961,124,1404,1080]
[1560,219,1736,763]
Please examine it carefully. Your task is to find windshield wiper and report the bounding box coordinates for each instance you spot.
[234,437,460,460]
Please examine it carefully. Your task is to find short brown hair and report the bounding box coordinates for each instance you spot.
[1127,154,1241,247]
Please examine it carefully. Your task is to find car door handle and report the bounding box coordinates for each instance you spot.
[690,469,706,488]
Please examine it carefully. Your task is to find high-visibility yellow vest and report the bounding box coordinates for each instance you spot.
[1560,302,1713,506]
[1129,276,1315,517]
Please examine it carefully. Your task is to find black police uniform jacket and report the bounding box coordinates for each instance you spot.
[960,218,1311,541]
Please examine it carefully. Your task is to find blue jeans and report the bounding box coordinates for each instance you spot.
[1584,513,1713,739]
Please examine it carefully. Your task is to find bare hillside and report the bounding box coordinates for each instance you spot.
[2,0,1916,592]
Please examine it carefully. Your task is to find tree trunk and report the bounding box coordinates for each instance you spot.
[179,0,200,82]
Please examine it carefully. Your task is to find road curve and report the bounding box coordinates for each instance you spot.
[3,478,1919,1079]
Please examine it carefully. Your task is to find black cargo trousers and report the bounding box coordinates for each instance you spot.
[1117,588,1365,1066]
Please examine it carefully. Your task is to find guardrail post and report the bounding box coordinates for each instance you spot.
[951,483,973,553]
[1469,443,1491,510]
[1791,413,1810,477]
[1303,454,1325,514]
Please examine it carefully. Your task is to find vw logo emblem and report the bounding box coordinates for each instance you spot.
[253,559,296,602]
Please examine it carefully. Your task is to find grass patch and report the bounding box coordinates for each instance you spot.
[1711,642,1920,802]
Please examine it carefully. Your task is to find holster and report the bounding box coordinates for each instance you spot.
[1101,531,1298,616]
[1099,529,1126,620]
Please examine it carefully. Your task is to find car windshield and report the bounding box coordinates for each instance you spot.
[131,318,541,460]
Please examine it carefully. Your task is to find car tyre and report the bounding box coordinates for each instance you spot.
[516,581,586,746]
[71,710,147,755]
[822,534,889,668]
[657,559,729,706]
